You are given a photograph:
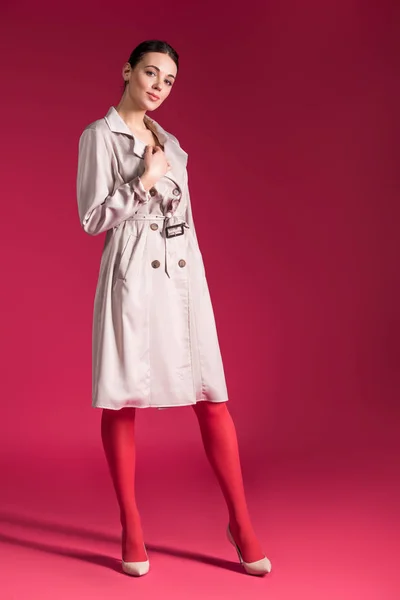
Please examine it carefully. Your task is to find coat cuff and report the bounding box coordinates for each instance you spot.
[135,176,152,204]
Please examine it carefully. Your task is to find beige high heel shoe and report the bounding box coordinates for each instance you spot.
[121,543,150,577]
[226,524,272,576]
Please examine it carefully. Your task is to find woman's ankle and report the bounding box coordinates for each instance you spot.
[121,525,147,562]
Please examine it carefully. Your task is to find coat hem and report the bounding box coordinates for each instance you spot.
[92,398,229,410]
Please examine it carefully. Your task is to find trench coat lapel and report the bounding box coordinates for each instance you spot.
[104,106,188,190]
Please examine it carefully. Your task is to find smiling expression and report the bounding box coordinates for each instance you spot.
[123,52,178,111]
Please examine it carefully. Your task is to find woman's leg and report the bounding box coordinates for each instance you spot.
[101,407,147,562]
[192,400,265,563]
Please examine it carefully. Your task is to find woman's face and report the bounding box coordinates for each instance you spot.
[124,52,177,111]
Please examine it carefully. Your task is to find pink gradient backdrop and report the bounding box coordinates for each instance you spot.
[1,1,399,599]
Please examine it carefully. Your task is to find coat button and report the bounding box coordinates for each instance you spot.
[178,259,186,268]
[173,188,180,196]
[150,223,158,230]
[149,187,157,196]
[151,260,160,268]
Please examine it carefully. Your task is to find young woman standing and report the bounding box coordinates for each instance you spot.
[76,39,271,577]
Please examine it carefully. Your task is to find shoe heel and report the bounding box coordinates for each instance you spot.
[226,525,244,564]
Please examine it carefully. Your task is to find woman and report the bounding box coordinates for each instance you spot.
[76,39,271,577]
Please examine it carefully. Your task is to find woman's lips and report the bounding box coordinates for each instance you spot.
[147,92,160,101]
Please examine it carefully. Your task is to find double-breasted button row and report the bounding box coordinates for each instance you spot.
[151,259,186,269]
[150,187,179,197]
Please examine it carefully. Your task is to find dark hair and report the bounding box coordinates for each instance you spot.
[121,40,179,93]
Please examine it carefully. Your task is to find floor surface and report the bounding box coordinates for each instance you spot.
[1,441,398,599]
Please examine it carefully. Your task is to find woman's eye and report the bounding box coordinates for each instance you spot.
[145,70,173,87]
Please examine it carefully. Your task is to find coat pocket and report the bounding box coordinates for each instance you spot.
[112,232,137,288]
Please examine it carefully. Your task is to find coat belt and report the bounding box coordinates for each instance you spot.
[126,213,189,278]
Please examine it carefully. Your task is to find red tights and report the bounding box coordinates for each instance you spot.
[101,401,264,563]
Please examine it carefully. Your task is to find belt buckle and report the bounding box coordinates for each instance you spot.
[165,223,185,238]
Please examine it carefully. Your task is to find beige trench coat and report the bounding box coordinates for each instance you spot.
[76,106,228,409]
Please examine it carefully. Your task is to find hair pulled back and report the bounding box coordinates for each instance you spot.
[122,39,179,92]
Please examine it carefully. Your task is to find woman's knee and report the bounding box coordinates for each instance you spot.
[192,400,229,418]
[102,406,136,422]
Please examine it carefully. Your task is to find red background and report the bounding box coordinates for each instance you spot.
[1,1,399,599]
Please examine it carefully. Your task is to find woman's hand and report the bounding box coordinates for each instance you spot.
[141,146,171,189]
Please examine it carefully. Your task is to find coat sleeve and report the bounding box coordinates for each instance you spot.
[76,127,151,236]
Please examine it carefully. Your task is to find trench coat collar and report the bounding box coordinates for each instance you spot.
[104,106,187,189]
